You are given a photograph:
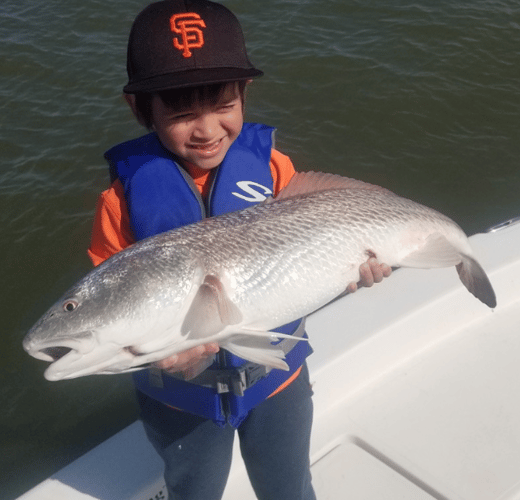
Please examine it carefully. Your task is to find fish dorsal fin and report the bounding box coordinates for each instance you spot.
[181,275,242,339]
[273,171,393,202]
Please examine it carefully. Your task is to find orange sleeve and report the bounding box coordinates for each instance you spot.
[87,179,134,266]
[269,148,296,195]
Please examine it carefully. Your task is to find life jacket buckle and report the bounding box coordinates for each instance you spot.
[216,363,271,397]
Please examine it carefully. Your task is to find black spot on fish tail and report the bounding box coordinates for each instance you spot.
[456,255,497,308]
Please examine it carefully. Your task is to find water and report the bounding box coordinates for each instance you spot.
[1,0,519,497]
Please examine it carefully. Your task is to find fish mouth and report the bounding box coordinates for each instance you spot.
[23,336,82,361]
[36,346,74,362]
[24,336,146,380]
[23,334,100,380]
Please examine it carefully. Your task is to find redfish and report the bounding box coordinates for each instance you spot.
[23,171,496,381]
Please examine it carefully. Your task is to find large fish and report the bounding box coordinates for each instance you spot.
[23,172,496,381]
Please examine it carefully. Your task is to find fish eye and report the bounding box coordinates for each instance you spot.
[63,300,78,312]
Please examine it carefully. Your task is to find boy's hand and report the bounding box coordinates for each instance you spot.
[153,343,220,378]
[347,257,392,293]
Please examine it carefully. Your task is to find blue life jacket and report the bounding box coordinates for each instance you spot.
[104,123,312,427]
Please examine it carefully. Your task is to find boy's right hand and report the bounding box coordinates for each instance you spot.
[153,343,220,378]
[347,257,392,293]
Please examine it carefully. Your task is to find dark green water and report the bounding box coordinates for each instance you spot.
[1,0,519,497]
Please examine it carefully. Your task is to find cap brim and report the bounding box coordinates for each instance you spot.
[123,67,263,94]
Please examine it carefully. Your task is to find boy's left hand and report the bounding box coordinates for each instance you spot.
[347,257,392,293]
[153,343,220,379]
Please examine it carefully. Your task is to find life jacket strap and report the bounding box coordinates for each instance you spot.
[175,362,271,397]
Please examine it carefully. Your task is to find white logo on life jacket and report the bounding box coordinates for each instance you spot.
[232,181,273,202]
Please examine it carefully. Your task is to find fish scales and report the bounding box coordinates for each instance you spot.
[23,171,496,380]
[106,188,476,330]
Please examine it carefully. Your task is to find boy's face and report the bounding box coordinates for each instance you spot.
[150,84,244,171]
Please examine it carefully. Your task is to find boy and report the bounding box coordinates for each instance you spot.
[88,1,390,499]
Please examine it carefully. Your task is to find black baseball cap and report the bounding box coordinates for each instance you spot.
[123,0,263,93]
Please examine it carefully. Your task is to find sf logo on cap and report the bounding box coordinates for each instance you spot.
[170,13,206,58]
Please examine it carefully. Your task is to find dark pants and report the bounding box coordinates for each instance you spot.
[138,363,316,500]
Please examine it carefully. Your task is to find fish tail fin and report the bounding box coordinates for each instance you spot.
[399,233,464,268]
[399,234,496,308]
[456,255,497,308]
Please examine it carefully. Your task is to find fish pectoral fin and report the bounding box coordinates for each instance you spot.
[399,233,462,268]
[204,275,243,325]
[181,275,242,339]
[223,335,290,371]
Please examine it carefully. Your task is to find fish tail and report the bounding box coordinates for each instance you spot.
[456,255,497,308]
